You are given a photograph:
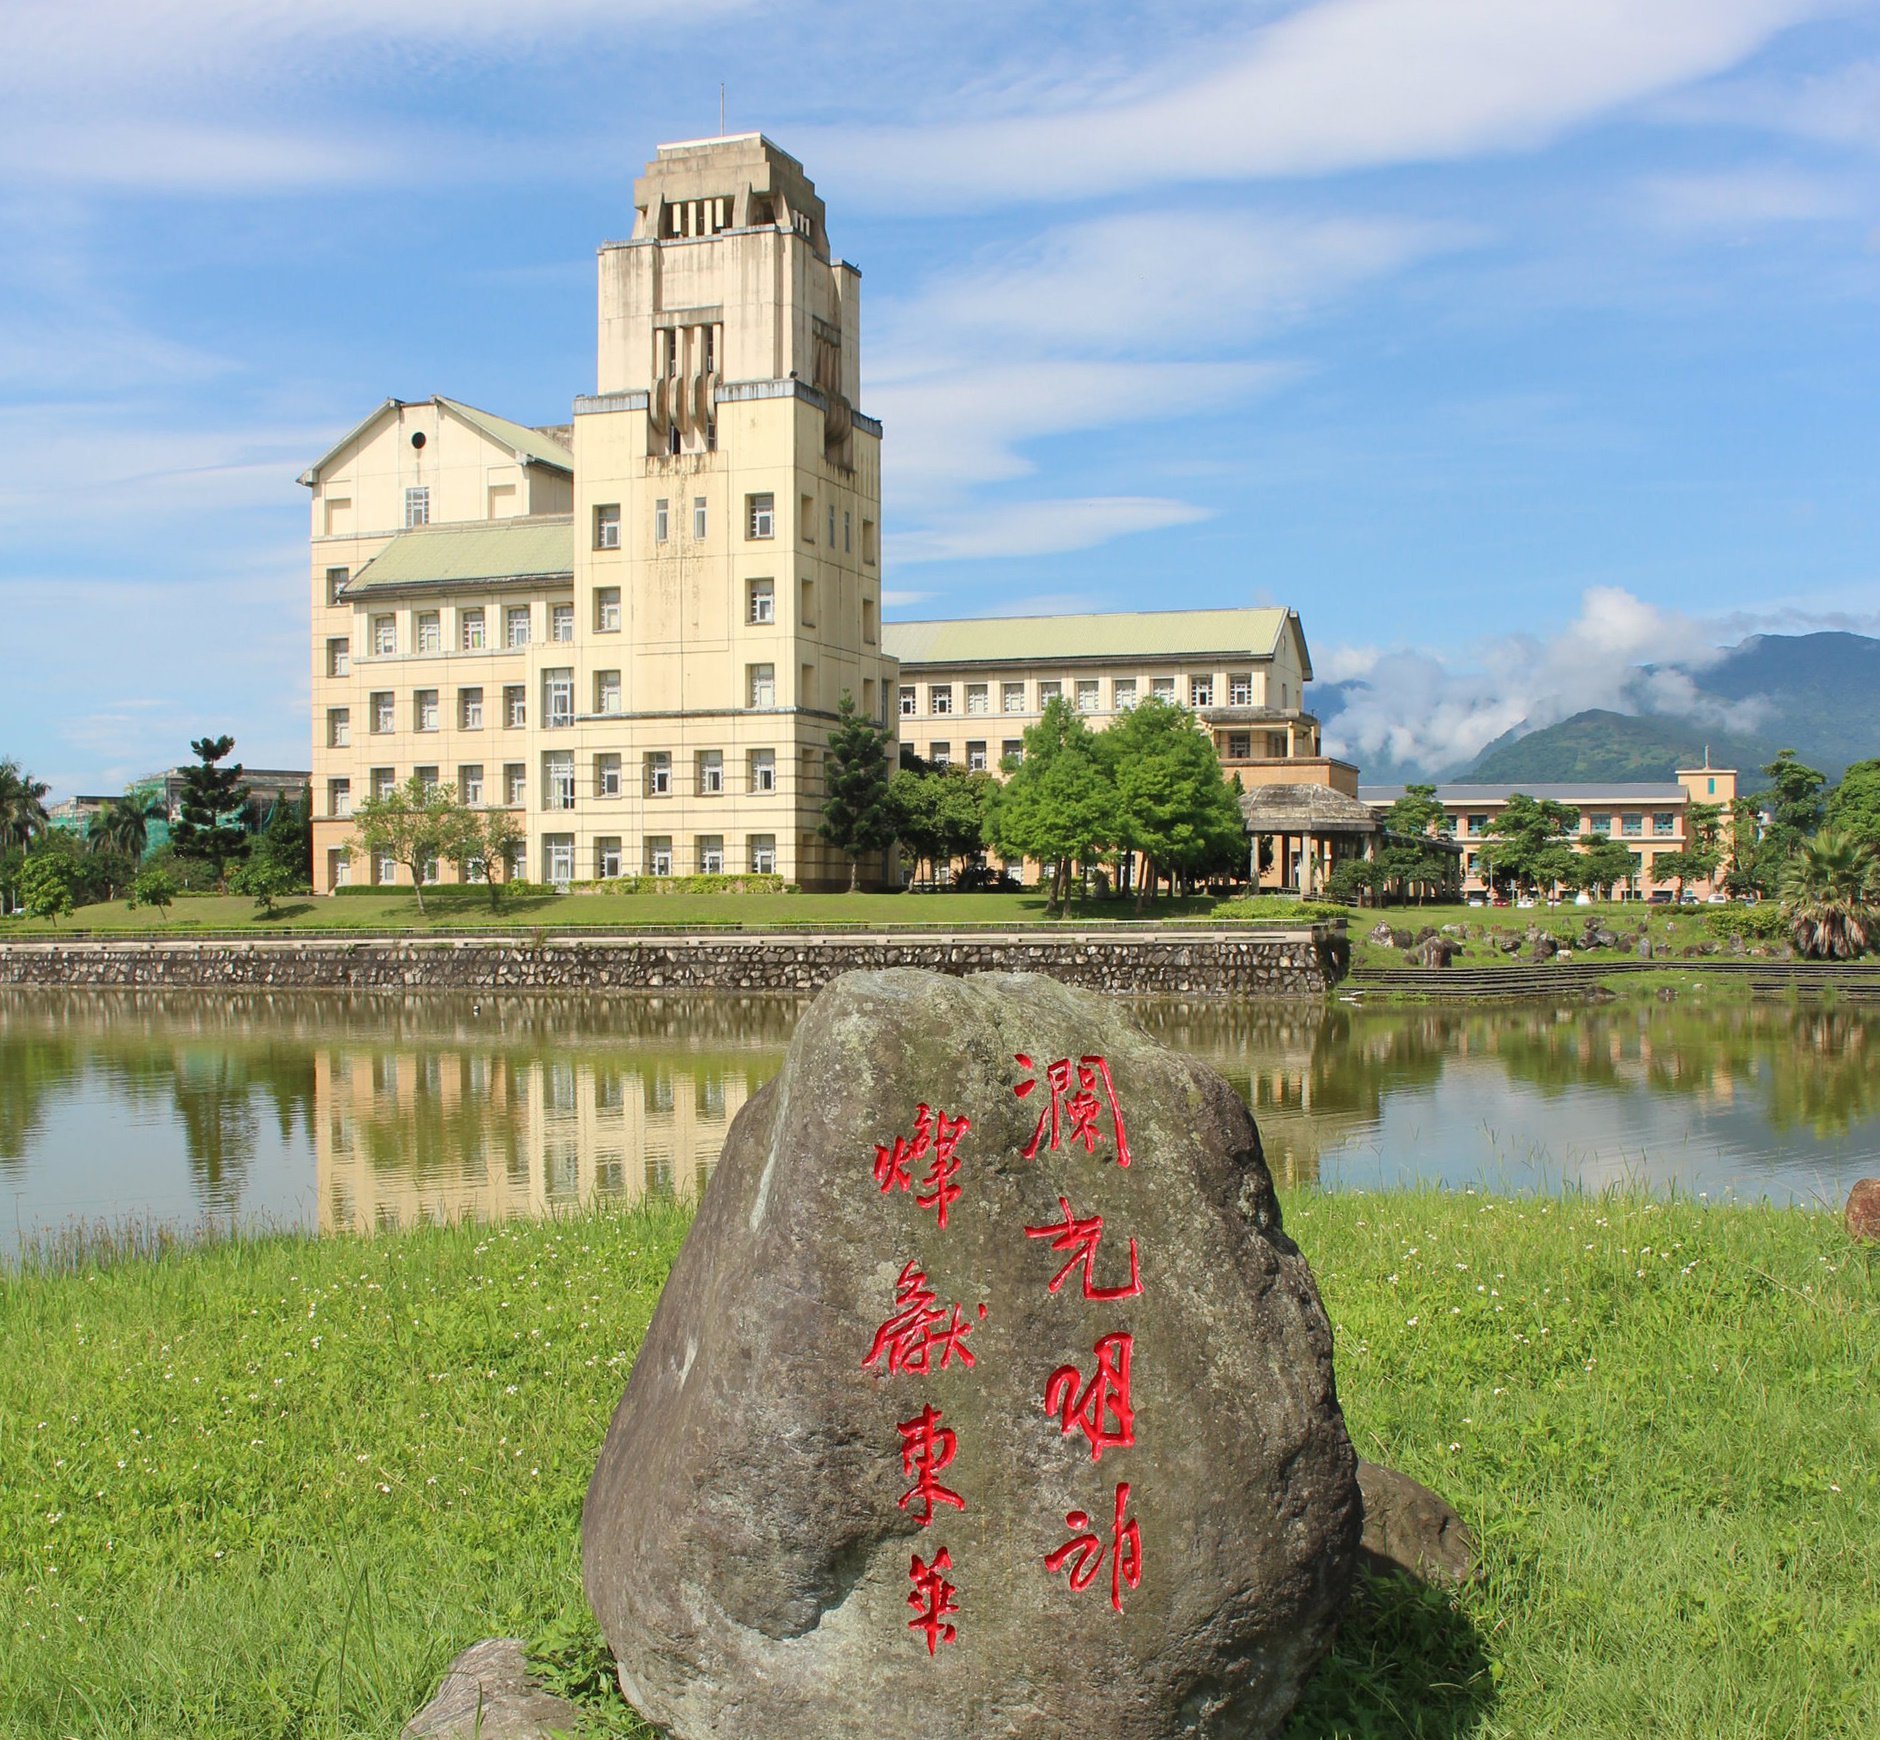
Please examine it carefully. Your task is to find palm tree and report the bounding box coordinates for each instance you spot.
[1779,831,1880,961]
[91,792,165,863]
[0,758,50,853]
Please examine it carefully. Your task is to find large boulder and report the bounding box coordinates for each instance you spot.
[583,969,1359,1740]
[1848,1179,1880,1243]
[1355,1462,1477,1586]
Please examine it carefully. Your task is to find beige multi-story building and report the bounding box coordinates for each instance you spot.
[306,135,892,893]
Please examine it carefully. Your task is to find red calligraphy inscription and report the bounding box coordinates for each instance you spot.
[1023,1196,1143,1301]
[1045,1482,1142,1614]
[1012,1054,1132,1168]
[897,1403,966,1526]
[1044,1332,1135,1461]
[872,1103,971,1229]
[908,1548,960,1654]
[862,1262,983,1376]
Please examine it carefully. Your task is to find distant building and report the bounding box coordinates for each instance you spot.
[47,767,308,854]
[1359,764,1739,898]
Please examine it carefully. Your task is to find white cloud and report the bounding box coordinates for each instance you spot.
[1639,166,1858,231]
[893,496,1211,565]
[813,0,1821,203]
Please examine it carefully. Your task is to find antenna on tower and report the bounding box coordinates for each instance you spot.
[720,83,726,136]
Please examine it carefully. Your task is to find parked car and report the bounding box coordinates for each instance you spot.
[1648,890,1674,904]
[1679,891,1699,905]
[1466,895,1487,908]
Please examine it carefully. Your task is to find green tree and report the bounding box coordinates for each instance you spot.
[1779,830,1879,960]
[1576,835,1638,900]
[1325,858,1383,905]
[1102,696,1243,910]
[1383,783,1451,839]
[91,791,166,864]
[888,763,996,886]
[1478,794,1581,898]
[128,862,180,922]
[0,758,50,855]
[1823,759,1880,849]
[20,853,76,926]
[349,775,470,916]
[984,697,1114,915]
[1651,849,1705,900]
[450,808,526,910]
[1723,796,1764,897]
[818,692,897,892]
[257,785,313,883]
[229,852,300,916]
[170,735,251,889]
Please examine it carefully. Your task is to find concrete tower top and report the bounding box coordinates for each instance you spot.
[630,134,828,260]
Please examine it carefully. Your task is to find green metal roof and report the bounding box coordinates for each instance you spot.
[883,607,1295,669]
[438,399,574,473]
[345,517,575,594]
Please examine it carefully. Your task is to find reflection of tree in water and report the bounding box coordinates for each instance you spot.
[1762,1007,1877,1139]
[169,1053,259,1212]
[0,1032,80,1170]
[355,1051,524,1184]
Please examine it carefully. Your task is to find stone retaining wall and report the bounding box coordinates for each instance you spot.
[0,929,1345,1000]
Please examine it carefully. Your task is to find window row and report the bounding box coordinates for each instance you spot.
[590,492,877,564]
[1460,811,1681,839]
[916,740,1025,774]
[900,671,1266,719]
[339,834,782,888]
[325,749,789,816]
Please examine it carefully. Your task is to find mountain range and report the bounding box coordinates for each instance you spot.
[1317,631,1879,788]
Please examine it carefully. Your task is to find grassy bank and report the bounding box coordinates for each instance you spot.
[1346,899,1785,973]
[0,889,1341,938]
[3,1193,1874,1738]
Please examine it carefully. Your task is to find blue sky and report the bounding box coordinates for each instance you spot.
[3,0,1878,796]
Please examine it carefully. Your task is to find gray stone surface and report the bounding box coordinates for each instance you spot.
[1355,1461,1477,1586]
[1403,935,1456,969]
[583,968,1359,1740]
[1847,1178,1880,1243]
[401,1639,581,1739]
[0,930,1345,999]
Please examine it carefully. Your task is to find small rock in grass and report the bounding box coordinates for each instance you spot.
[1356,1461,1477,1586]
[1847,1179,1880,1243]
[401,1639,581,1740]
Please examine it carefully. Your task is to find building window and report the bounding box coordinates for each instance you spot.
[374,852,396,887]
[746,493,775,539]
[1190,676,1214,708]
[461,607,485,650]
[595,587,621,632]
[404,487,429,528]
[329,849,351,888]
[371,767,396,801]
[749,663,776,708]
[597,753,622,798]
[1228,673,1254,706]
[749,579,775,624]
[1076,679,1099,713]
[801,494,815,541]
[800,663,815,708]
[416,611,441,654]
[929,684,953,716]
[596,837,623,879]
[749,834,777,875]
[1039,681,1062,706]
[1002,739,1023,766]
[1622,814,1643,838]
[505,605,530,647]
[645,836,673,877]
[371,615,395,657]
[1113,678,1137,710]
[1654,811,1677,836]
[544,752,575,811]
[459,765,484,806]
[504,684,526,728]
[326,566,350,605]
[414,765,440,793]
[863,678,878,720]
[371,692,394,734]
[1266,731,1288,757]
[550,603,574,643]
[1227,733,1251,760]
[697,835,725,874]
[843,510,852,553]
[327,708,350,749]
[504,763,526,806]
[966,740,988,772]
[862,519,877,565]
[697,750,724,795]
[750,748,776,793]
[460,687,483,729]
[543,669,574,728]
[692,496,707,540]
[1001,681,1026,714]
[590,670,618,714]
[800,578,815,626]
[654,497,669,542]
[930,742,952,769]
[328,777,351,818]
[544,835,575,885]
[827,504,837,547]
[1589,813,1611,835]
[646,752,672,796]
[863,597,878,645]
[900,685,917,717]
[965,683,989,715]
[1468,814,1490,837]
[594,503,620,549]
[327,638,350,678]
[415,689,439,732]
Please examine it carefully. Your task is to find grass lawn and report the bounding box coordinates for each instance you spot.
[3,1192,1873,1737]
[0,889,1341,938]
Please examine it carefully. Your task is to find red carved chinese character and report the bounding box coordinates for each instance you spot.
[1046,1484,1143,1613]
[897,1403,965,1526]
[1044,1332,1135,1461]
[862,1261,982,1376]
[1012,1054,1131,1168]
[908,1548,959,1654]
[1023,1196,1143,1301]
[873,1104,971,1228]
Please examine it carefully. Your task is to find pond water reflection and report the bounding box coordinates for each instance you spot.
[2,989,1874,1253]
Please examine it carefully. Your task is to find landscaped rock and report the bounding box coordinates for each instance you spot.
[1405,935,1457,969]
[1529,935,1558,962]
[401,1640,581,1740]
[1355,1461,1477,1586]
[1637,938,1654,960]
[1847,1179,1880,1242]
[583,968,1360,1740]
[1368,921,1394,946]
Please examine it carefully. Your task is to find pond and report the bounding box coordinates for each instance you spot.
[2,988,1874,1255]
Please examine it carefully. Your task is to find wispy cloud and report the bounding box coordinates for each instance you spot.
[893,496,1211,565]
[1639,165,1858,231]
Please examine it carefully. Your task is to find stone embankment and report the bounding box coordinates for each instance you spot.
[0,928,1346,1000]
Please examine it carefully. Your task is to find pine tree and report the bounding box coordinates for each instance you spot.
[818,693,896,892]
[170,735,252,889]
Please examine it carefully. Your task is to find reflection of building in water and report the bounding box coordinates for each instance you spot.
[316,1046,759,1234]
